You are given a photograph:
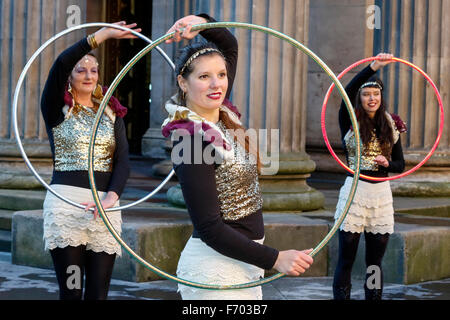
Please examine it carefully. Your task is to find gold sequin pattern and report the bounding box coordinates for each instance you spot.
[53,105,115,172]
[344,113,399,171]
[345,131,383,171]
[214,122,263,221]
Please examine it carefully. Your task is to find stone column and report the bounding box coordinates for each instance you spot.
[373,0,450,195]
[255,0,324,211]
[306,0,376,172]
[0,0,88,188]
[305,0,449,196]
[142,0,177,160]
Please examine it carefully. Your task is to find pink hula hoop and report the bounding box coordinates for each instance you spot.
[321,56,444,181]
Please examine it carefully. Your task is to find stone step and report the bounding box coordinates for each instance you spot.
[319,189,450,218]
[0,189,46,211]
[0,186,171,212]
[0,210,14,230]
[11,207,330,282]
[396,205,450,218]
[0,187,171,232]
[11,206,450,284]
[0,230,11,252]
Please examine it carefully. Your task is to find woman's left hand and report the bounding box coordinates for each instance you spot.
[374,155,389,168]
[81,191,119,220]
[94,21,142,45]
[165,15,208,44]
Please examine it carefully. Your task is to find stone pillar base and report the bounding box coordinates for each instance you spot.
[259,151,325,212]
[167,151,325,212]
[152,159,174,177]
[141,128,169,160]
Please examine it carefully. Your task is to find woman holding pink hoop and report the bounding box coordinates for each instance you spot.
[332,53,407,300]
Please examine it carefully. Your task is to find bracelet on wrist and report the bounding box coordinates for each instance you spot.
[87,33,99,49]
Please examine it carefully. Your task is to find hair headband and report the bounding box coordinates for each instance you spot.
[360,81,383,90]
[179,48,223,75]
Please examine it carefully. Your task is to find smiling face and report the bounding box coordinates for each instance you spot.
[359,87,382,118]
[69,55,99,98]
[177,54,228,121]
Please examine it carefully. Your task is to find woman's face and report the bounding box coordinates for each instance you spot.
[178,54,228,115]
[359,87,382,118]
[69,55,99,96]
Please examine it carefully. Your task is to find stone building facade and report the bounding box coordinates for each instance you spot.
[0,0,448,198]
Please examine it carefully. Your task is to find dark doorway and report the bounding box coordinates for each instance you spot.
[103,0,152,155]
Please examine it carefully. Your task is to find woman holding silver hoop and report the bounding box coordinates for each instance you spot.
[40,22,140,300]
[162,14,314,300]
[332,53,407,300]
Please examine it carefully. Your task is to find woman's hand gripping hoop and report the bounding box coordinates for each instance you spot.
[88,21,363,290]
[321,56,445,182]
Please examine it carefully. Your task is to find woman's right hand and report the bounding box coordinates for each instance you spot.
[273,249,314,276]
[370,52,394,71]
[94,21,142,45]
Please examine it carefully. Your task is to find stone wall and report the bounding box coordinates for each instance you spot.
[305,0,450,195]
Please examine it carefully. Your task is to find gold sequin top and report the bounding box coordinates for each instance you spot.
[344,112,400,171]
[52,104,116,172]
[214,121,263,221]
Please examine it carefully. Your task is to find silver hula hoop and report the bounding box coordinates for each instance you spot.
[88,21,362,290]
[12,23,176,212]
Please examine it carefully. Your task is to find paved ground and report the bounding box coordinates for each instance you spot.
[1,252,449,300]
[1,160,448,300]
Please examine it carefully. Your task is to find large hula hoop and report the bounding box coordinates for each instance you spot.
[12,23,176,212]
[321,56,445,182]
[88,21,363,290]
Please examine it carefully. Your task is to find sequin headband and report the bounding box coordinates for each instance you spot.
[360,81,383,90]
[179,48,223,75]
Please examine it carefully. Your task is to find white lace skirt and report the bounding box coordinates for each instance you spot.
[176,237,265,300]
[43,184,122,256]
[334,177,394,234]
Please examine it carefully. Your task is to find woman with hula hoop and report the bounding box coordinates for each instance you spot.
[40,22,140,300]
[332,53,407,300]
[161,14,314,300]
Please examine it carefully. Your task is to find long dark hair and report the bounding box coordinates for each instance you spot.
[174,42,261,171]
[355,76,394,157]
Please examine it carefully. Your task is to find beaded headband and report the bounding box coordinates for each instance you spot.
[360,81,383,90]
[179,48,224,75]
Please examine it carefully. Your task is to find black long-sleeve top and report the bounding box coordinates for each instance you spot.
[339,65,405,183]
[172,14,279,271]
[41,38,130,196]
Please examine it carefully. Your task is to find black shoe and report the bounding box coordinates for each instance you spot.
[333,284,351,300]
[364,286,383,300]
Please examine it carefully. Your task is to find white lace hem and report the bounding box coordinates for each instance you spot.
[176,237,264,300]
[42,185,123,256]
[45,238,122,255]
[334,177,395,235]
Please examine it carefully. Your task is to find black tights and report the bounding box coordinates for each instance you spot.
[333,230,390,289]
[50,245,116,300]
